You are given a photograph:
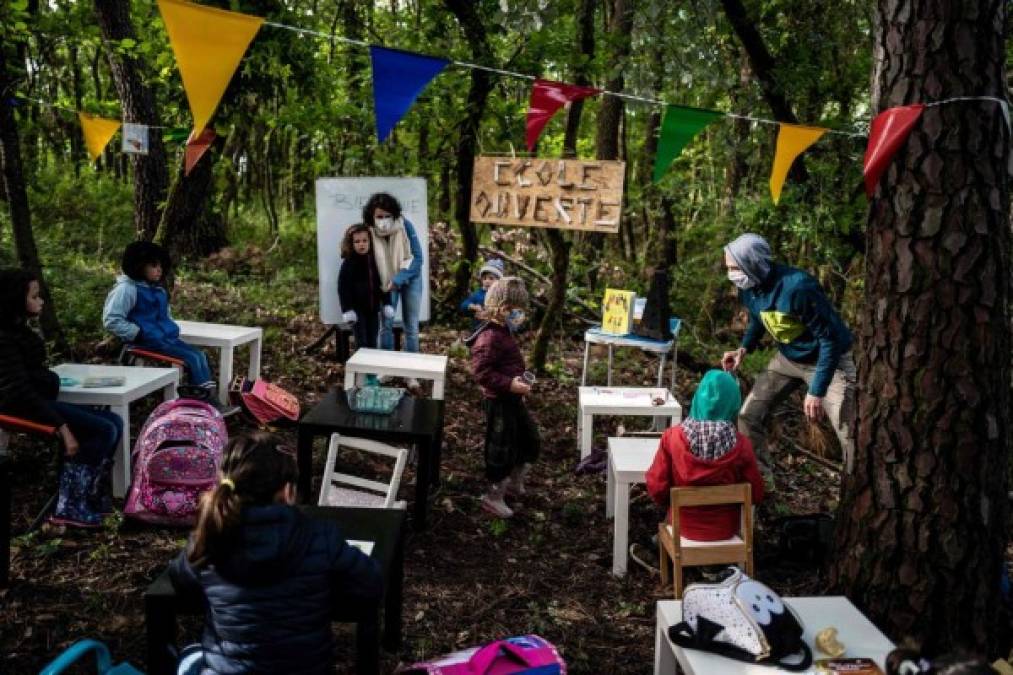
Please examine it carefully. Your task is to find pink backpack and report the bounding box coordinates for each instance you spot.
[398,635,566,674]
[123,399,227,526]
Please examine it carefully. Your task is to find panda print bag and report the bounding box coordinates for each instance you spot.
[668,567,813,671]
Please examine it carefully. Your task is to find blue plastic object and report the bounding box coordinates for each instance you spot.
[347,385,405,415]
[39,639,143,675]
[59,377,80,388]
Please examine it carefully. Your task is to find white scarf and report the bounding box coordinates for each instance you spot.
[371,216,413,289]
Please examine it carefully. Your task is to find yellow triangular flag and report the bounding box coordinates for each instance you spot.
[78,113,122,162]
[157,0,264,135]
[769,123,828,204]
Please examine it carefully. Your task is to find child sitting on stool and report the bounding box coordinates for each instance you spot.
[459,258,504,330]
[466,277,540,518]
[102,241,237,415]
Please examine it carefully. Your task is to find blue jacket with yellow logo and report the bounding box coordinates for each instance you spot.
[739,264,852,397]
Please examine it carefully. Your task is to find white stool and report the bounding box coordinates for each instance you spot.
[176,320,264,404]
[343,348,449,400]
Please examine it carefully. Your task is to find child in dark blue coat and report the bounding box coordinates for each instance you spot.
[459,258,504,329]
[171,432,382,674]
[103,242,236,414]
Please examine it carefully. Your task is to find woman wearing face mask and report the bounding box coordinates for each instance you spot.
[719,233,856,480]
[362,193,425,380]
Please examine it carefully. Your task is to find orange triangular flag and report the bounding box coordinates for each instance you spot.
[78,113,122,162]
[769,123,828,204]
[185,127,216,176]
[157,0,263,135]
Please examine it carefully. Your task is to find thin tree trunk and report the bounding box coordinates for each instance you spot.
[0,44,65,350]
[444,0,492,305]
[94,0,169,240]
[156,138,228,261]
[832,0,1010,655]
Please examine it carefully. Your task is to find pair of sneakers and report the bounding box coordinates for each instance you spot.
[376,375,422,392]
[481,465,529,518]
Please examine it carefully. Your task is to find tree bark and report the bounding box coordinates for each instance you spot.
[831,0,1010,655]
[155,138,228,261]
[94,0,169,241]
[530,0,595,372]
[444,0,492,304]
[0,45,66,350]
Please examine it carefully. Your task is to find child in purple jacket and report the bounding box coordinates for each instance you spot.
[466,277,540,518]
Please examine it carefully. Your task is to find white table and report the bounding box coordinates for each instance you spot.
[654,597,896,675]
[176,320,263,404]
[578,386,681,459]
[581,317,682,390]
[54,364,179,498]
[607,437,659,577]
[343,348,449,400]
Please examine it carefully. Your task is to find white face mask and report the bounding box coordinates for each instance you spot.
[727,269,756,290]
[374,216,395,233]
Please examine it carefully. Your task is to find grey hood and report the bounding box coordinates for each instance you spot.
[724,233,773,285]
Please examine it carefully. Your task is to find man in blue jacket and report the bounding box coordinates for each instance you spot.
[720,234,857,476]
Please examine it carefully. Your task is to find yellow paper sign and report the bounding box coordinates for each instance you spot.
[78,113,122,162]
[157,0,264,135]
[769,123,828,204]
[602,289,635,335]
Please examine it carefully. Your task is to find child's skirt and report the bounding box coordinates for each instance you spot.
[483,396,540,482]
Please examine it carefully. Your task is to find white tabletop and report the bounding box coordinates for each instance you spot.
[175,320,263,346]
[657,597,895,674]
[608,437,659,479]
[345,348,449,375]
[580,386,683,417]
[54,364,179,401]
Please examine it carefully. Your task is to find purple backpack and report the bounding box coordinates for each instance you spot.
[123,399,227,526]
[398,635,566,674]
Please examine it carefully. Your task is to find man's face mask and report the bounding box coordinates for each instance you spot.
[727,269,756,290]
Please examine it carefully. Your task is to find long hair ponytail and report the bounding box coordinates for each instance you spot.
[188,431,298,568]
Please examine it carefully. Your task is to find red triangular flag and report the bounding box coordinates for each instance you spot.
[185,127,217,176]
[526,79,601,151]
[863,104,924,198]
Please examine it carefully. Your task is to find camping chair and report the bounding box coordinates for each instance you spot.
[40,639,142,675]
[318,433,408,509]
[658,483,753,599]
[0,413,61,587]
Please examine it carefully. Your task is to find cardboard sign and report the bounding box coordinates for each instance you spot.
[470,156,625,233]
[602,289,635,335]
[121,123,149,154]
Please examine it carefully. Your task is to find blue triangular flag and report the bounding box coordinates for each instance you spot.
[370,46,449,143]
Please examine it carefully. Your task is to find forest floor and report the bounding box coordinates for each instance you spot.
[0,248,933,674]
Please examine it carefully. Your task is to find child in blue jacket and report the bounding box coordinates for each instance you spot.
[103,242,235,413]
[459,258,504,329]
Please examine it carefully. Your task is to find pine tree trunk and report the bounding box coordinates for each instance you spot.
[445,0,491,303]
[94,0,169,241]
[0,45,65,350]
[831,0,1010,655]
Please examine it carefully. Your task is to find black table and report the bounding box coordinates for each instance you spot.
[144,506,406,675]
[297,389,445,529]
[1,452,9,587]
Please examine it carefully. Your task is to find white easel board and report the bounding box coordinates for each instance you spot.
[315,177,431,325]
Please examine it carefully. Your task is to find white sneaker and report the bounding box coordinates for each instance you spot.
[481,494,514,518]
[376,375,391,385]
[406,378,421,392]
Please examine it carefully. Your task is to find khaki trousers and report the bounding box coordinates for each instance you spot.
[738,351,857,473]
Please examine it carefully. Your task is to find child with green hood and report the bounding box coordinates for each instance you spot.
[645,370,765,541]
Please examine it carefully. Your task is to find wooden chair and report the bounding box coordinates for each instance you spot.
[657,483,753,599]
[0,413,61,587]
[318,433,408,510]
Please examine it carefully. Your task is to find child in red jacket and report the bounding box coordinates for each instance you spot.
[646,369,765,541]
[466,277,540,518]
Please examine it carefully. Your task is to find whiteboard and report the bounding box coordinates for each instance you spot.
[315,177,430,325]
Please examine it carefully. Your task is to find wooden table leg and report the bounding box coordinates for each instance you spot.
[145,594,177,675]
[249,336,262,380]
[218,347,234,404]
[382,520,405,651]
[110,404,131,498]
[296,427,314,504]
[412,441,430,530]
[356,605,381,675]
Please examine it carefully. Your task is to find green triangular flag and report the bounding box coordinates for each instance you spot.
[652,105,724,182]
[163,127,191,143]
